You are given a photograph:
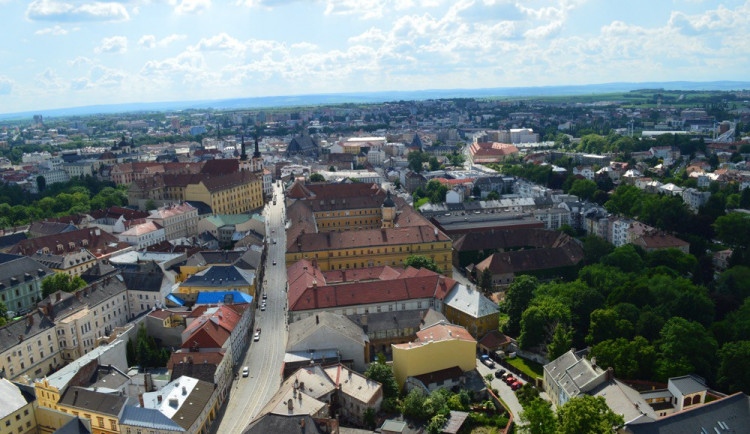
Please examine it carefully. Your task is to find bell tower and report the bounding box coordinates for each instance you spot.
[381,190,396,228]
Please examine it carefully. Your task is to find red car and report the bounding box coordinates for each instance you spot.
[511,381,523,391]
[504,376,516,384]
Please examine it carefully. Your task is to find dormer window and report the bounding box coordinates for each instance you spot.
[68,242,75,250]
[56,244,63,252]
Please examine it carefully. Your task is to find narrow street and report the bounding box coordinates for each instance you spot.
[215,182,288,434]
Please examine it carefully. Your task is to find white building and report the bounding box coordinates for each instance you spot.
[147,202,199,241]
[118,221,166,249]
[280,164,311,178]
[609,218,632,247]
[532,208,571,230]
[446,188,465,204]
[682,188,711,212]
[316,170,383,185]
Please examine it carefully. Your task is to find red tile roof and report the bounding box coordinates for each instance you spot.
[181,321,230,349]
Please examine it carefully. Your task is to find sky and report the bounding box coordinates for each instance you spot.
[0,0,749,114]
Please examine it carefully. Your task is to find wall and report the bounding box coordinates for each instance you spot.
[391,338,476,387]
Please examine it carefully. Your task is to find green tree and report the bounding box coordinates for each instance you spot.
[428,156,441,171]
[516,383,541,407]
[41,273,86,299]
[590,337,656,380]
[519,296,571,350]
[586,309,634,345]
[557,395,624,434]
[402,388,428,420]
[479,267,493,295]
[36,175,46,192]
[582,236,615,265]
[309,173,325,182]
[486,190,500,200]
[363,408,376,429]
[605,185,642,216]
[568,179,597,201]
[144,199,157,211]
[426,414,447,434]
[504,275,538,336]
[601,244,644,273]
[403,255,441,273]
[126,338,136,366]
[518,398,557,434]
[0,301,7,326]
[408,151,428,173]
[547,323,573,360]
[364,358,399,398]
[716,341,750,394]
[657,317,718,381]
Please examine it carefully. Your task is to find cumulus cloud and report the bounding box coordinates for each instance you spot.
[170,0,211,14]
[139,34,186,49]
[26,0,130,22]
[68,56,94,67]
[95,36,128,54]
[36,68,66,90]
[0,76,14,95]
[189,33,245,56]
[35,25,68,36]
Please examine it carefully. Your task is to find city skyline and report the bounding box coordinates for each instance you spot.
[1,0,749,113]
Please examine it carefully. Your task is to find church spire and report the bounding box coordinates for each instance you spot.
[253,126,261,159]
[240,135,247,161]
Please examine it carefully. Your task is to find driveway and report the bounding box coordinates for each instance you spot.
[475,358,525,425]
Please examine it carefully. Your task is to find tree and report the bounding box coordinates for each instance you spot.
[586,309,633,345]
[601,244,644,273]
[126,338,136,366]
[486,190,500,200]
[716,341,750,394]
[519,296,571,350]
[590,337,656,380]
[364,358,399,398]
[569,179,597,201]
[408,151,428,173]
[479,267,493,294]
[516,383,541,407]
[518,398,557,434]
[504,275,538,336]
[547,323,573,360]
[363,408,376,429]
[309,173,325,182]
[657,317,718,381]
[557,395,624,434]
[426,414,447,434]
[428,156,441,171]
[403,255,441,273]
[582,236,614,265]
[36,175,46,192]
[402,388,428,420]
[41,273,86,299]
[144,199,157,211]
[0,301,7,326]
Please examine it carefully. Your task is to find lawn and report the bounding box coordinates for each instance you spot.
[505,357,544,379]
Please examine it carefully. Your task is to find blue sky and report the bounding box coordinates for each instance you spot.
[0,0,748,113]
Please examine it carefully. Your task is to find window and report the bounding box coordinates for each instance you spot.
[97,417,104,427]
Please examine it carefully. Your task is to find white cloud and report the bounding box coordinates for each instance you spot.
[0,76,13,95]
[71,64,127,90]
[67,56,93,67]
[95,36,128,54]
[170,0,211,14]
[138,35,156,49]
[139,34,186,49]
[35,68,66,90]
[35,25,68,36]
[26,0,130,22]
[189,33,245,56]
[669,2,750,35]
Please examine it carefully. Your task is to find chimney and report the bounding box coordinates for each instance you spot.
[157,395,162,403]
[27,315,34,327]
[138,393,144,407]
[55,292,61,302]
[606,367,614,381]
[315,315,319,325]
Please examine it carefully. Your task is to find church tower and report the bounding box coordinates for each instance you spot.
[239,135,252,172]
[251,128,263,173]
[381,190,396,228]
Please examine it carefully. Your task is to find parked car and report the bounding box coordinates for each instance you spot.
[504,376,516,385]
[242,366,249,377]
[262,293,267,300]
[253,328,261,341]
[511,381,523,391]
[260,303,266,311]
[494,369,506,378]
[480,355,495,368]
[272,260,277,265]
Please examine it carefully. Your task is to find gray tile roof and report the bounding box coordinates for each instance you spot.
[287,311,368,350]
[181,265,254,288]
[58,387,127,417]
[444,284,499,319]
[626,393,750,434]
[243,413,324,434]
[120,405,185,432]
[0,253,51,289]
[0,310,55,354]
[668,375,707,396]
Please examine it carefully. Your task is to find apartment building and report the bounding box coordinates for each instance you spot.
[147,202,199,241]
[0,253,52,316]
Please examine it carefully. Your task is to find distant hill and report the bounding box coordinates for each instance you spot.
[2,80,749,120]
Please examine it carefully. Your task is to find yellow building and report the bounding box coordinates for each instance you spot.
[285,226,452,274]
[392,322,477,387]
[176,265,256,304]
[184,171,263,214]
[442,284,500,338]
[55,387,125,434]
[0,379,37,434]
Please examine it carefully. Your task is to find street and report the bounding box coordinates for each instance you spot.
[215,182,288,434]
[475,358,526,425]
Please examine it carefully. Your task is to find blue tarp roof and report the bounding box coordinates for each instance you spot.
[166,294,185,306]
[195,291,253,305]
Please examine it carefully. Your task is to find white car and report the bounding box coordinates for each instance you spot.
[242,366,249,377]
[253,328,261,341]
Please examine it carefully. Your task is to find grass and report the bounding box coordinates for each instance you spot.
[505,357,544,379]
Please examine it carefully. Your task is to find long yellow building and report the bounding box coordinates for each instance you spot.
[285,181,452,274]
